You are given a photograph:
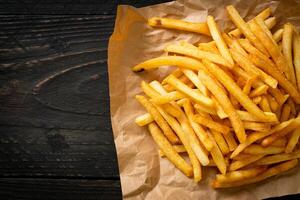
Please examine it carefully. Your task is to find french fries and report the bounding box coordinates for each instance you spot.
[282,23,297,85]
[165,75,214,108]
[165,41,233,68]
[228,8,271,37]
[273,28,283,43]
[148,17,210,36]
[136,95,179,144]
[243,144,284,155]
[159,145,186,157]
[132,5,300,188]
[197,69,246,143]
[193,114,230,135]
[202,59,271,122]
[207,16,234,65]
[215,166,267,183]
[226,5,269,55]
[255,149,300,165]
[213,159,298,188]
[148,123,193,177]
[293,32,300,90]
[262,116,300,147]
[285,127,300,153]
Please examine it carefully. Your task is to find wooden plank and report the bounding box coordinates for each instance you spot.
[0,178,121,200]
[0,15,119,178]
[0,0,172,14]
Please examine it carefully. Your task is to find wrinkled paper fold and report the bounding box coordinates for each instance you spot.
[108,0,300,199]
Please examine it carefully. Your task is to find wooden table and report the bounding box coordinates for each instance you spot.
[0,0,298,199]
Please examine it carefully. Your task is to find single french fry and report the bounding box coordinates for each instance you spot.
[230,48,278,88]
[226,5,269,55]
[293,33,300,90]
[285,127,300,153]
[198,69,246,143]
[148,123,193,177]
[207,15,234,65]
[243,144,285,155]
[194,103,217,116]
[159,145,187,157]
[162,104,181,117]
[165,75,214,108]
[232,153,257,161]
[193,114,230,135]
[287,98,296,116]
[213,159,298,188]
[213,97,230,119]
[136,95,179,144]
[280,104,291,122]
[148,17,210,36]
[237,110,277,122]
[275,103,282,120]
[132,55,204,72]
[229,93,240,109]
[135,113,153,126]
[202,59,271,122]
[163,74,194,91]
[229,154,265,171]
[165,42,233,68]
[259,95,272,112]
[263,16,277,30]
[223,132,238,151]
[210,130,230,155]
[182,99,214,151]
[243,77,255,95]
[210,134,227,174]
[251,18,289,79]
[228,7,271,37]
[272,137,287,147]
[198,41,220,54]
[150,80,169,95]
[266,94,279,112]
[255,149,300,165]
[252,96,262,105]
[182,69,208,96]
[273,28,283,43]
[222,32,233,46]
[208,157,230,167]
[233,65,255,81]
[215,166,267,183]
[282,23,297,85]
[176,109,209,166]
[151,91,186,105]
[262,116,300,147]
[155,104,201,182]
[231,39,249,57]
[243,121,271,132]
[249,85,269,97]
[249,54,300,103]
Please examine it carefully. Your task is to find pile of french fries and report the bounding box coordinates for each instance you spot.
[133,5,300,188]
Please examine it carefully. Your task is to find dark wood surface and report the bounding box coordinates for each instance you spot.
[0,0,299,199]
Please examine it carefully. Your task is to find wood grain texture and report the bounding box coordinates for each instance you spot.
[0,0,298,199]
[0,14,117,178]
[0,178,121,200]
[0,0,172,14]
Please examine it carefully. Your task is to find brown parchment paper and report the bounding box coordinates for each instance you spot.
[108,0,300,199]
